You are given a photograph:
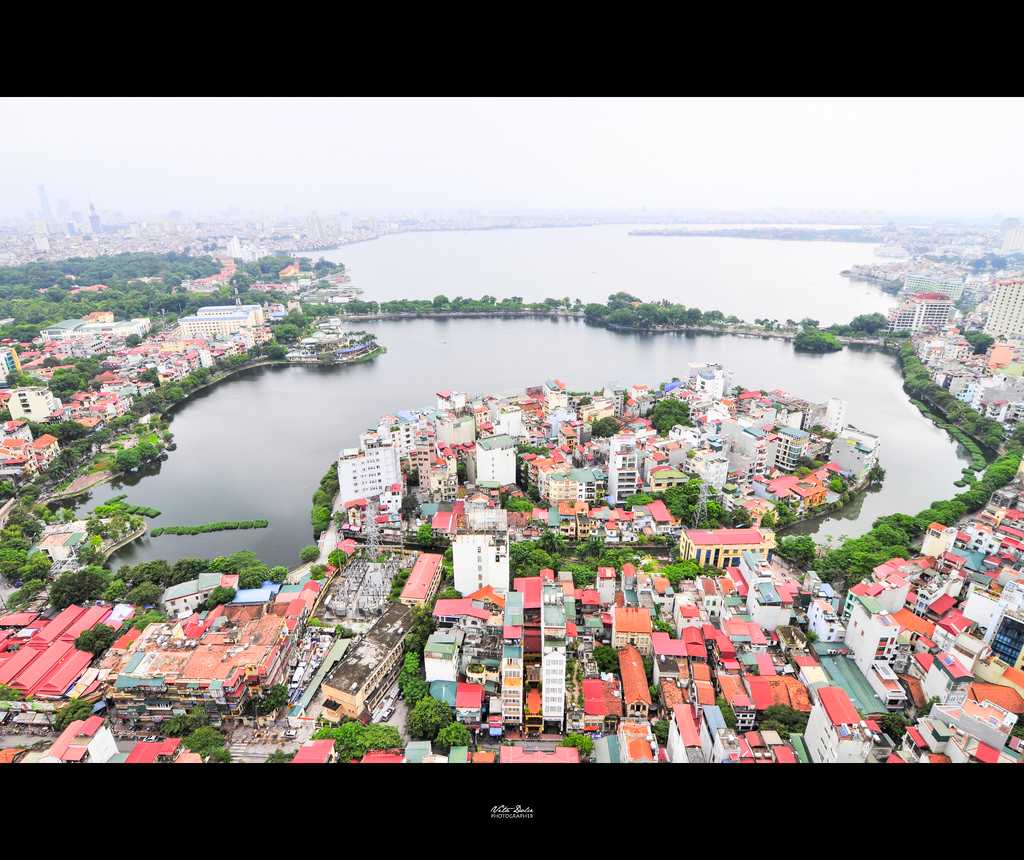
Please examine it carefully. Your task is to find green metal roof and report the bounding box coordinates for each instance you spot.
[789,733,810,763]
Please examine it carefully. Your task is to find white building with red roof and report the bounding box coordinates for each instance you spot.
[804,686,874,763]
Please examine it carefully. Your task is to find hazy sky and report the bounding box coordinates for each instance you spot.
[2,97,1022,219]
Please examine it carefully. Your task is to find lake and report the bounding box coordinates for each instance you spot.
[316,224,896,326]
[78,317,968,568]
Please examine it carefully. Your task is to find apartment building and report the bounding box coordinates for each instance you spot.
[829,425,880,480]
[453,529,510,595]
[887,292,954,333]
[8,387,60,422]
[541,582,567,732]
[607,434,641,504]
[984,279,1024,339]
[336,436,402,505]
[501,591,524,729]
[473,434,516,486]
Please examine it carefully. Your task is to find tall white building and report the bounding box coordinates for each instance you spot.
[541,582,567,732]
[336,436,402,505]
[903,274,964,301]
[887,292,954,333]
[8,387,60,422]
[453,530,510,595]
[823,397,848,435]
[473,434,516,486]
[984,279,1024,339]
[607,434,641,504]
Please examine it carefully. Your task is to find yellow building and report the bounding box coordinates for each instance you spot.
[679,527,776,569]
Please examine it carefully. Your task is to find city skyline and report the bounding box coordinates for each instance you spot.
[3,97,1024,219]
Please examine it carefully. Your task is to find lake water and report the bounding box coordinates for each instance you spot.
[79,317,968,569]
[316,225,896,326]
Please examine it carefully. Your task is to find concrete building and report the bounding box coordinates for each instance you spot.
[774,425,809,472]
[336,437,402,505]
[8,387,60,422]
[423,629,462,683]
[903,274,965,301]
[804,687,874,763]
[823,397,848,434]
[607,434,641,504]
[679,527,776,569]
[807,597,845,643]
[501,591,524,728]
[453,529,510,595]
[398,552,444,606]
[541,582,566,731]
[887,292,954,333]
[829,426,880,480]
[473,434,516,486]
[321,603,411,722]
[985,279,1024,339]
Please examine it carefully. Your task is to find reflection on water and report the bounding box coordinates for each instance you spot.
[73,318,968,568]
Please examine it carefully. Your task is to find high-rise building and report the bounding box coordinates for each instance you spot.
[336,435,402,505]
[540,582,566,732]
[1001,226,1024,255]
[984,279,1024,339]
[453,529,510,595]
[36,184,52,223]
[903,274,964,301]
[0,347,22,384]
[824,397,848,435]
[88,202,101,234]
[607,434,641,504]
[501,591,524,728]
[886,292,954,333]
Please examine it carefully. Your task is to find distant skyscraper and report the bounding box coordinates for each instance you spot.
[339,211,354,232]
[88,201,101,234]
[36,184,53,223]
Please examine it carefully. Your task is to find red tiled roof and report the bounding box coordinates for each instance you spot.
[818,686,860,726]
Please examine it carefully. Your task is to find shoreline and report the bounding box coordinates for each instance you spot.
[343,311,899,351]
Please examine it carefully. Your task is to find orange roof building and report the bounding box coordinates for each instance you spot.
[618,644,652,719]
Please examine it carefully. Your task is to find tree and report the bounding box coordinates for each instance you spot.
[408,695,452,740]
[560,733,594,759]
[653,718,670,746]
[593,644,619,674]
[125,580,163,607]
[777,535,817,568]
[49,567,109,610]
[202,586,236,610]
[416,523,434,544]
[54,698,94,731]
[716,696,737,729]
[255,683,289,715]
[264,749,295,763]
[299,544,320,563]
[650,398,692,435]
[0,684,23,701]
[590,416,620,438]
[757,704,809,735]
[74,623,117,656]
[184,726,231,762]
[436,721,471,749]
